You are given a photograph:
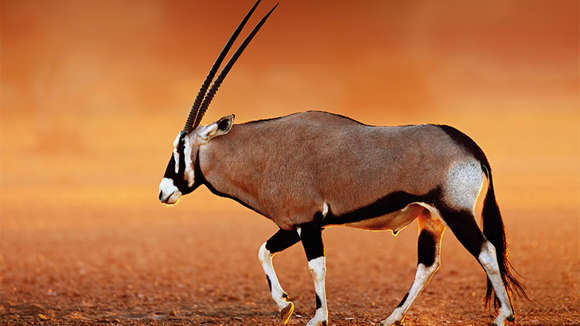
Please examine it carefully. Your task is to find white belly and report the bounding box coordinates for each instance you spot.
[344,203,428,233]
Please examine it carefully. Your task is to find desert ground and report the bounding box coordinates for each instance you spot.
[1,161,578,325]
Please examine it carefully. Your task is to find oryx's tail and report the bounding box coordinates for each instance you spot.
[481,166,527,308]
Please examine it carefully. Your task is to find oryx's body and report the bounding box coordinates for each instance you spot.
[158,2,525,325]
[200,111,476,231]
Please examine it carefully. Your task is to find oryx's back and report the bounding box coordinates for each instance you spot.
[201,111,480,228]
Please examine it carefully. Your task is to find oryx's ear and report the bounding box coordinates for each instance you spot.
[199,114,235,141]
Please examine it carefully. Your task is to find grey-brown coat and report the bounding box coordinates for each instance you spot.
[200,111,466,230]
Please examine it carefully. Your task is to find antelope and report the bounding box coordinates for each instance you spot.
[158,1,526,325]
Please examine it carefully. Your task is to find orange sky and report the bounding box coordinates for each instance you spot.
[0,0,578,215]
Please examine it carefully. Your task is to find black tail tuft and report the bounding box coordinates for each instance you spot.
[481,166,528,309]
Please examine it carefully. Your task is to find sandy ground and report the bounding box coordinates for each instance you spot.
[1,196,578,326]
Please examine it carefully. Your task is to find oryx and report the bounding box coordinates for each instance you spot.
[158,1,526,325]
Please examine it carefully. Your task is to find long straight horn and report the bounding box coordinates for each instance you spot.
[193,3,278,129]
[183,0,262,134]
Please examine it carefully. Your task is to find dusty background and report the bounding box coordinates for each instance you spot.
[1,0,578,325]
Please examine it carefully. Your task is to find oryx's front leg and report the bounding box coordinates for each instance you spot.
[258,229,300,325]
[381,209,446,326]
[298,220,328,326]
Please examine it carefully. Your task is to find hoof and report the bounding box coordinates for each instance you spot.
[280,302,294,325]
[507,315,515,322]
[489,323,498,326]
[394,321,404,326]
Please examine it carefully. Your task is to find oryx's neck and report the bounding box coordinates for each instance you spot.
[197,127,268,216]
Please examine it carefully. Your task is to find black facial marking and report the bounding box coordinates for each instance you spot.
[162,153,177,178]
[315,294,322,309]
[418,230,437,266]
[397,292,409,308]
[265,229,300,254]
[300,213,324,261]
[266,275,272,292]
[162,137,202,196]
[323,187,442,226]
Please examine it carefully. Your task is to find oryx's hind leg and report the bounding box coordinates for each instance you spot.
[439,207,514,326]
[298,218,328,326]
[381,207,445,326]
[438,161,515,325]
[258,229,300,325]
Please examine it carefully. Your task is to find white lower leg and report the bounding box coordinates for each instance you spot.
[381,262,439,326]
[307,256,328,326]
[478,241,514,325]
[258,243,291,310]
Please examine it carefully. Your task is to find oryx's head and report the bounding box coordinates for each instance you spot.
[158,0,277,205]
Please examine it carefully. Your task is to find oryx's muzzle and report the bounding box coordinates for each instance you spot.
[159,178,182,205]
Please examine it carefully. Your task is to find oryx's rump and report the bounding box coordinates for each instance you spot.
[198,111,482,230]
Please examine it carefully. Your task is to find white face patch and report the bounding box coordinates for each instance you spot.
[172,132,181,174]
[159,177,182,205]
[172,132,195,187]
[172,133,181,174]
[182,133,195,187]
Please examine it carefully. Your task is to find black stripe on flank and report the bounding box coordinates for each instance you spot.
[323,187,442,226]
[397,292,409,308]
[418,230,436,266]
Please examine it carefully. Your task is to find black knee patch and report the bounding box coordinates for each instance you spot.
[316,294,322,309]
[266,275,272,291]
[397,292,409,308]
[299,218,324,261]
[418,230,436,266]
[265,229,301,253]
